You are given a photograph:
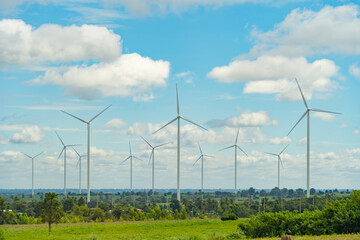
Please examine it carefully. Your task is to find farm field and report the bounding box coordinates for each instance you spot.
[1,219,241,240]
[2,219,360,240]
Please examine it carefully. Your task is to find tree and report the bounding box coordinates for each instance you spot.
[180,207,187,219]
[41,192,63,232]
[77,197,85,206]
[0,196,7,224]
[62,198,75,212]
[170,199,181,213]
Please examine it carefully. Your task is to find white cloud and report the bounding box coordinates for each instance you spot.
[346,148,360,154]
[354,130,359,135]
[269,136,291,145]
[0,19,121,65]
[249,5,360,57]
[340,124,348,129]
[207,110,278,128]
[105,118,127,128]
[208,55,338,101]
[349,64,360,78]
[216,94,238,100]
[29,53,170,100]
[297,137,306,146]
[10,125,44,143]
[312,112,335,121]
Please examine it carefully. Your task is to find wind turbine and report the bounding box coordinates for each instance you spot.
[72,147,86,195]
[193,143,213,193]
[153,84,208,201]
[61,105,111,203]
[55,131,80,198]
[265,145,288,190]
[140,136,168,194]
[219,127,247,195]
[22,152,42,197]
[287,78,341,198]
[120,142,142,192]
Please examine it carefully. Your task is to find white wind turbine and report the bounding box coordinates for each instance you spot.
[22,152,43,197]
[193,143,213,193]
[55,131,80,198]
[140,136,168,194]
[153,84,208,201]
[72,147,86,195]
[61,105,111,203]
[120,142,142,192]
[287,78,341,198]
[219,127,247,195]
[265,145,288,190]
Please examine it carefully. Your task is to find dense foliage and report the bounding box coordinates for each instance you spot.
[238,190,360,238]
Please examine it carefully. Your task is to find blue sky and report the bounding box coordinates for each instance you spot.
[0,0,359,191]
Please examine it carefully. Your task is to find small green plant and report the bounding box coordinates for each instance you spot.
[88,233,98,240]
[220,213,238,221]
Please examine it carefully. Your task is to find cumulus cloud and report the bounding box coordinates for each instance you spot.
[105,118,127,128]
[297,137,306,146]
[10,125,44,143]
[208,55,338,101]
[354,130,359,135]
[29,53,170,100]
[0,19,121,65]
[207,110,277,128]
[269,136,291,145]
[249,5,360,57]
[349,64,360,78]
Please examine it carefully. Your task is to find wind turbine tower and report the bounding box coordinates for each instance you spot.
[287,78,340,198]
[55,131,79,198]
[22,152,42,196]
[72,147,86,194]
[153,84,208,201]
[219,127,247,195]
[61,105,111,203]
[193,143,213,193]
[140,136,168,194]
[121,142,141,192]
[265,145,288,189]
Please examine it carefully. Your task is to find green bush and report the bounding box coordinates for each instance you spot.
[220,213,238,221]
[238,190,360,238]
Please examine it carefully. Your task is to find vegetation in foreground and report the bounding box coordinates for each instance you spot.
[238,191,360,238]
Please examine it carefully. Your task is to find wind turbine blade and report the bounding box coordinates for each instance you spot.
[279,145,289,155]
[237,146,247,156]
[33,152,43,159]
[180,115,208,131]
[129,142,132,155]
[203,154,214,158]
[67,144,81,147]
[148,151,153,165]
[219,145,235,151]
[176,84,179,115]
[120,156,131,165]
[55,131,65,146]
[153,117,178,135]
[76,159,80,168]
[58,147,65,160]
[193,156,202,166]
[154,142,169,148]
[295,78,308,109]
[198,142,203,155]
[72,146,81,158]
[133,156,142,161]
[287,111,307,136]
[141,136,153,148]
[61,110,87,124]
[279,156,284,168]
[235,127,240,145]
[265,152,278,156]
[89,104,112,122]
[22,152,32,159]
[310,108,341,115]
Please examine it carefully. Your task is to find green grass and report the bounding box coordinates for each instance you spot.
[1,219,241,240]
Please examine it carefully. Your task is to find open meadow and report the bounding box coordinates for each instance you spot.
[1,219,360,240]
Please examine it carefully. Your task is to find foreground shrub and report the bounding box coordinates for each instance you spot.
[238,191,360,238]
[220,213,238,221]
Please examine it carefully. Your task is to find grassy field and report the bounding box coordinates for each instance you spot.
[1,219,241,240]
[1,219,360,240]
